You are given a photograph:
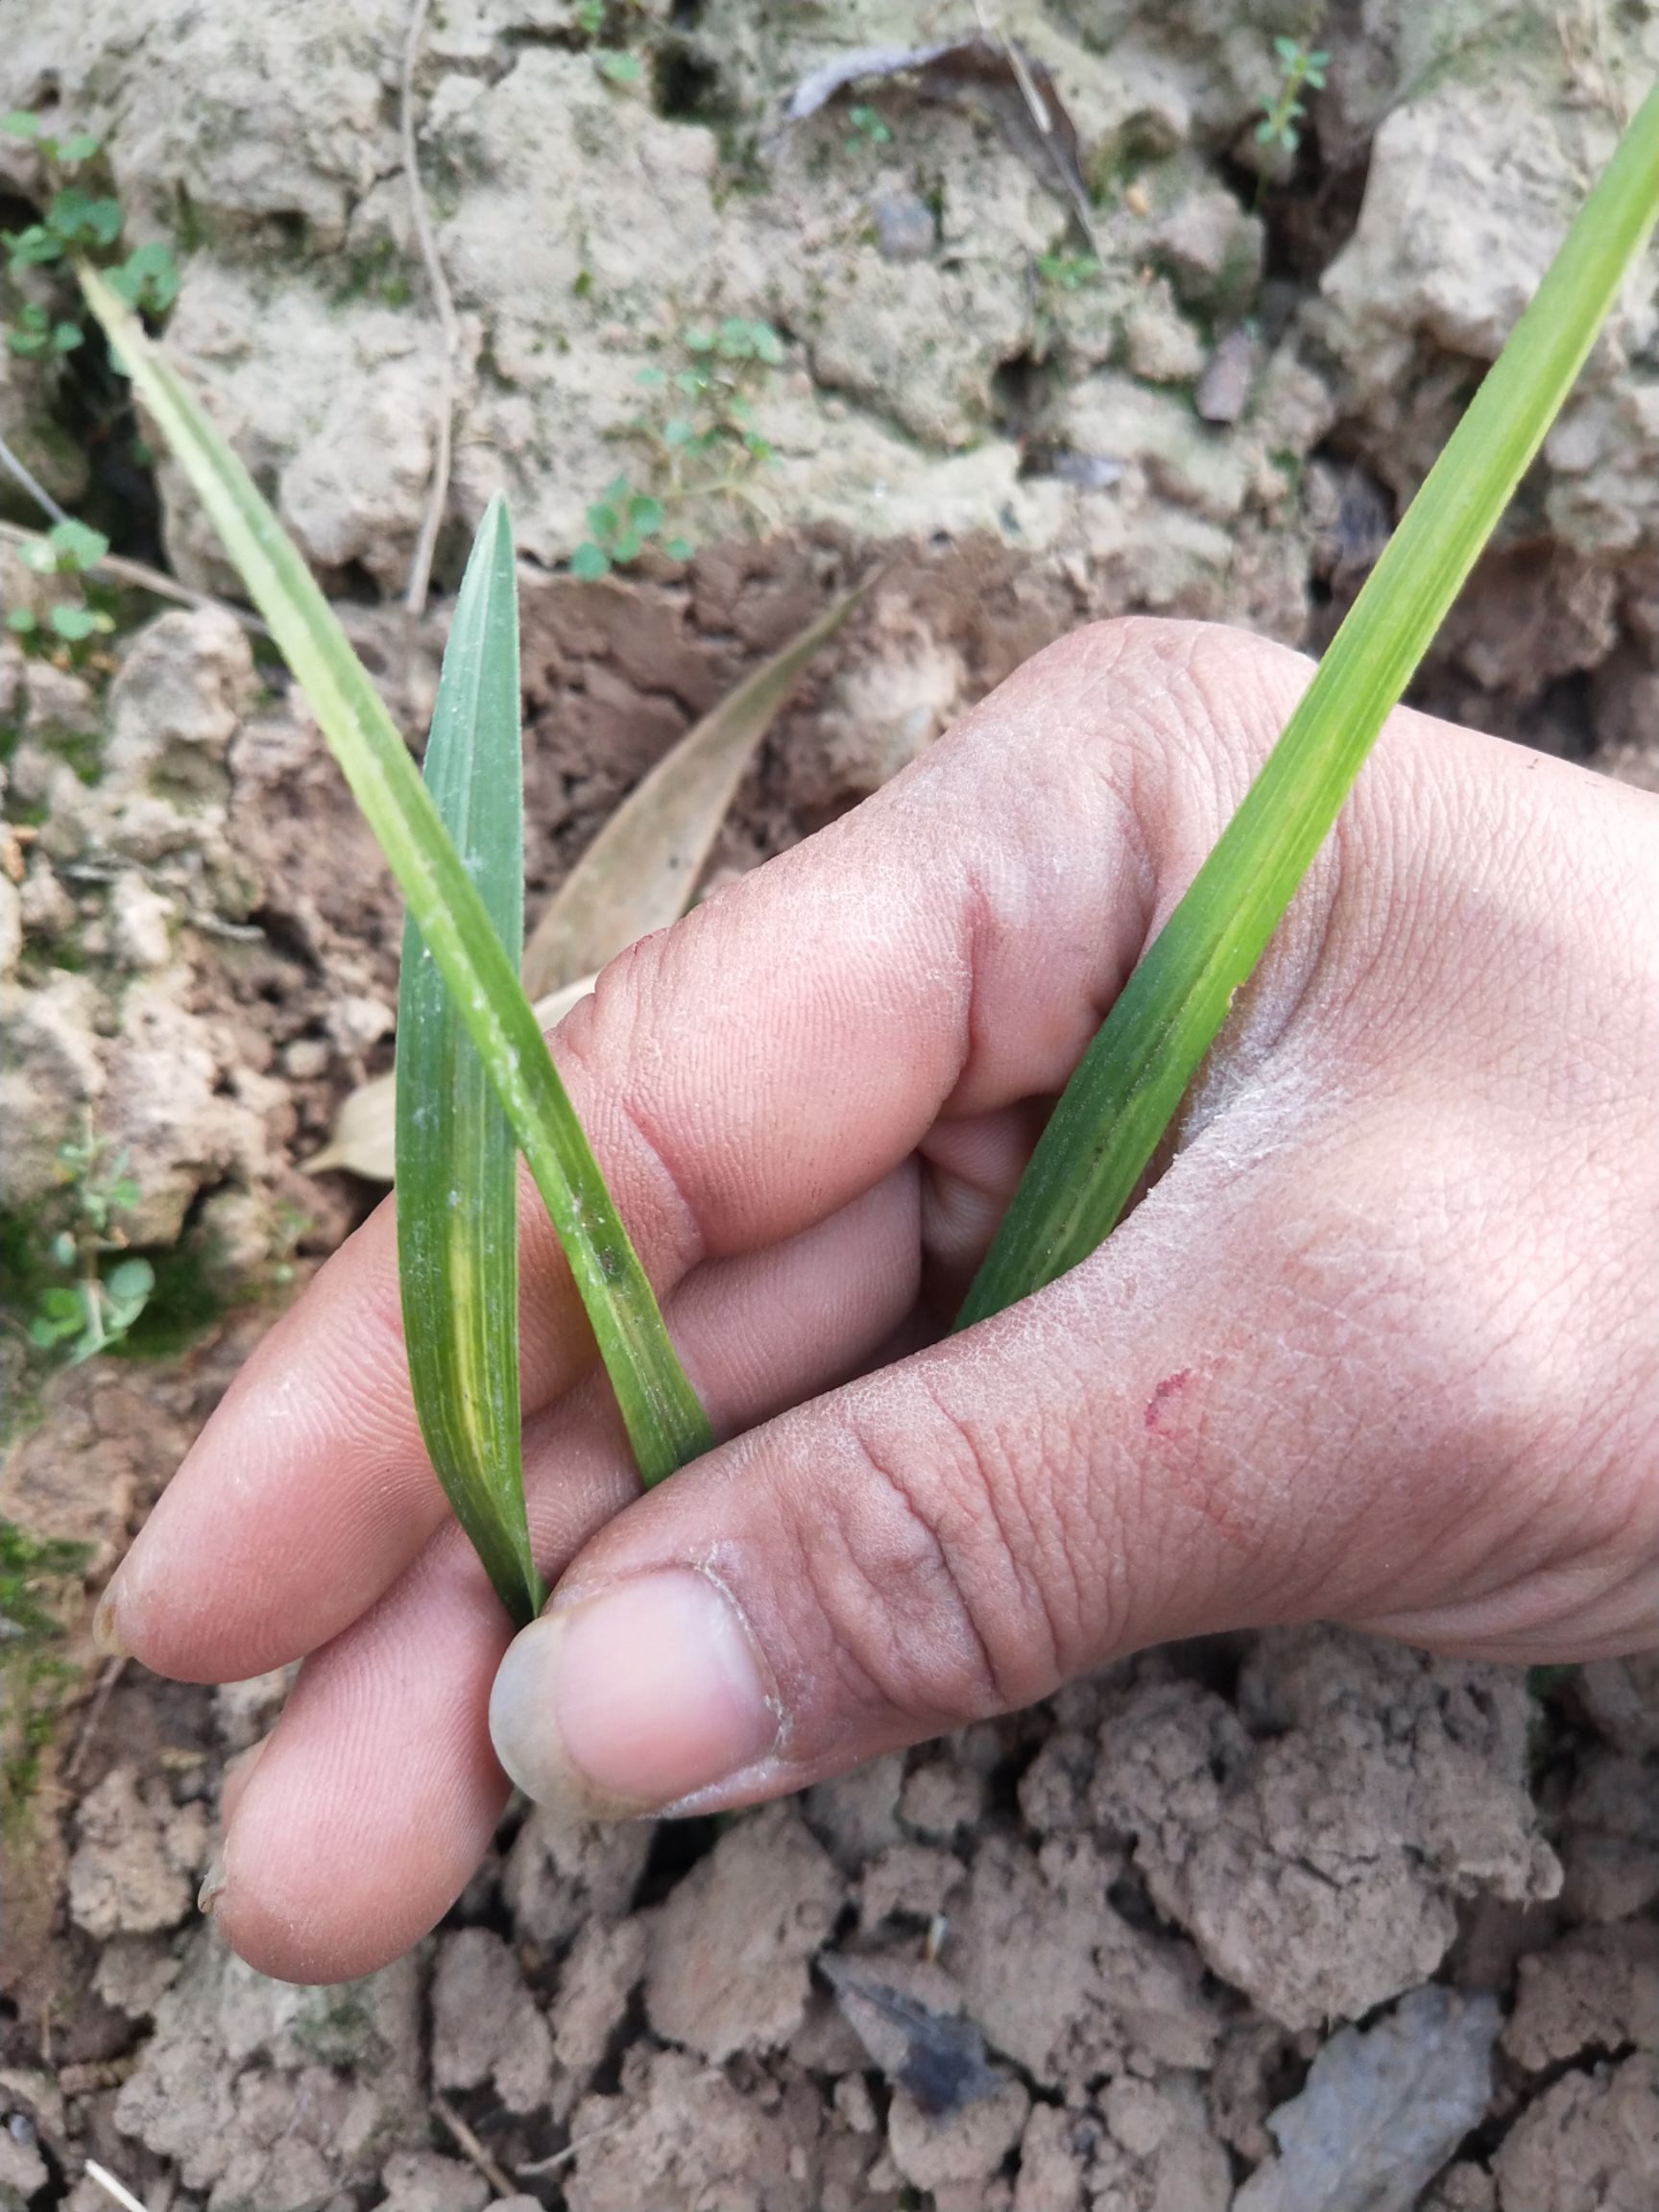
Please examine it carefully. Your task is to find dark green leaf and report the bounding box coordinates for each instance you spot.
[109,239,180,314]
[49,189,122,247]
[9,226,62,268]
[397,497,541,1627]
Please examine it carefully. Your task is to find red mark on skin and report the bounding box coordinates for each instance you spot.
[1139,1362,1254,1553]
[1143,1369,1191,1433]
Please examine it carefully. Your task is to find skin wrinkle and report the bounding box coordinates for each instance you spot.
[910,1369,1070,1697]
[830,1400,1008,1720]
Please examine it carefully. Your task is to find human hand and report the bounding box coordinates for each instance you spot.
[100,619,1659,1984]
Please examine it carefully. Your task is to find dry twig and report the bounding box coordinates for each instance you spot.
[400,0,460,616]
[63,1651,128,1782]
[0,429,71,525]
[517,2110,629,2175]
[431,2093,517,2200]
[84,2163,153,2212]
[971,0,1105,261]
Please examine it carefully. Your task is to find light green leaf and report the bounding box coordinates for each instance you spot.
[80,264,711,1493]
[960,83,1659,1329]
[47,603,109,642]
[397,497,541,1626]
[104,1257,155,1306]
[47,517,110,572]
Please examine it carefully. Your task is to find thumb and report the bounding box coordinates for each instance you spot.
[487,1108,1379,1818]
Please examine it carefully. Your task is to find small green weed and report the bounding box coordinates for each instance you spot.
[844,103,894,154]
[26,1118,155,1366]
[1035,251,1102,293]
[0,1517,90,1828]
[571,476,691,580]
[1,112,179,364]
[6,517,116,663]
[1031,251,1105,360]
[570,316,784,577]
[573,0,647,85]
[1256,36,1330,157]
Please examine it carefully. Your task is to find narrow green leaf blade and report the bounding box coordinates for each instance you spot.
[307,975,596,1182]
[80,266,712,1488]
[960,83,1659,1328]
[316,575,872,1182]
[397,497,541,1625]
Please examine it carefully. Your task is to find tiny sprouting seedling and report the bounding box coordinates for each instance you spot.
[570,474,692,580]
[1256,36,1330,157]
[572,0,647,84]
[1,1517,91,1827]
[1,113,178,364]
[6,517,116,661]
[1035,250,1100,292]
[84,81,1659,1625]
[27,1118,156,1366]
[638,318,782,491]
[1030,250,1106,362]
[570,317,785,578]
[594,49,643,85]
[844,103,894,153]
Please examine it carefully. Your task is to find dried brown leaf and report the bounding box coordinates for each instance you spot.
[519,569,873,998]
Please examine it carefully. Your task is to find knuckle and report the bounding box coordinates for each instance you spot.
[549,946,709,1269]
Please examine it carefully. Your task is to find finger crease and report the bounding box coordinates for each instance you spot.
[843,1407,1010,1716]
